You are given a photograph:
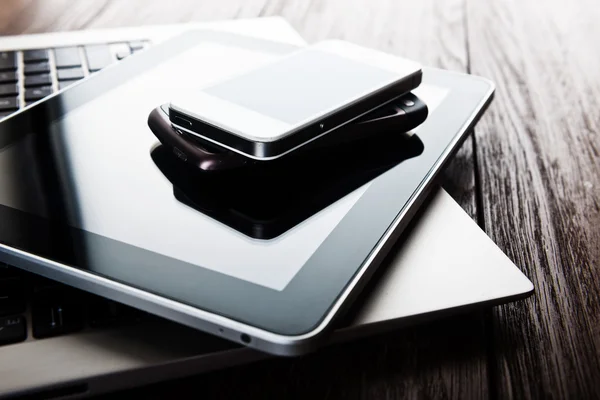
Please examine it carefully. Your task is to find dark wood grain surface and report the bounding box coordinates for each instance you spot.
[1,0,598,398]
[466,0,600,398]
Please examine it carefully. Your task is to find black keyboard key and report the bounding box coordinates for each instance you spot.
[31,275,64,293]
[0,52,17,71]
[88,296,142,328]
[0,112,11,119]
[128,41,146,51]
[0,279,25,316]
[0,71,18,84]
[32,289,84,338]
[57,67,84,81]
[58,80,78,90]
[54,47,82,68]
[0,263,20,279]
[23,49,49,63]
[0,315,26,346]
[25,86,52,101]
[0,97,18,111]
[0,84,18,96]
[24,62,51,75]
[85,44,114,72]
[25,74,52,87]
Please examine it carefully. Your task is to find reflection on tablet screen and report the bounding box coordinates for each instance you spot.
[151,130,425,239]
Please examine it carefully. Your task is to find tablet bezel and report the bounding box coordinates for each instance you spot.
[0,30,494,355]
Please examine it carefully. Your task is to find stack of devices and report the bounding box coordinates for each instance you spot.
[0,18,533,398]
[148,41,429,239]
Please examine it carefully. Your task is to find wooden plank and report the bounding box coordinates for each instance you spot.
[466,0,600,398]
[0,1,488,398]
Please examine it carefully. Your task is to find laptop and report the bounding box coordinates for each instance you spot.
[0,18,533,399]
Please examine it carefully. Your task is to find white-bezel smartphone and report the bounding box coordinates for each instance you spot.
[169,40,422,160]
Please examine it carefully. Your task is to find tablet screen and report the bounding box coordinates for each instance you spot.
[0,42,446,291]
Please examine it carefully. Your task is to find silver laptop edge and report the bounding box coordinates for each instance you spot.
[0,17,306,51]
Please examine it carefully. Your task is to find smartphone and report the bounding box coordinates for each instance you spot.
[149,93,427,172]
[168,40,422,160]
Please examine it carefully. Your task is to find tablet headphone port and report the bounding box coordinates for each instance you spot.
[240,334,251,344]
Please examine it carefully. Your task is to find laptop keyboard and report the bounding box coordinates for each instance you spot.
[0,39,151,347]
[0,262,148,346]
[0,40,149,119]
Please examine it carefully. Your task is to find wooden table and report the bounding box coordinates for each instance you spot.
[1,1,598,398]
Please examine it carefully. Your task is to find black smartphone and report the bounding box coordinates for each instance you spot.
[168,40,422,160]
[148,92,427,172]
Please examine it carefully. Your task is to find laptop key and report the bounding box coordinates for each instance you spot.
[54,47,82,68]
[23,49,49,63]
[116,50,130,60]
[0,84,18,96]
[0,71,18,84]
[0,263,20,279]
[88,296,143,328]
[0,278,26,316]
[0,112,11,119]
[25,86,52,101]
[129,41,146,50]
[0,97,18,111]
[58,80,79,90]
[25,73,52,87]
[0,52,17,71]
[0,315,27,346]
[32,289,84,338]
[112,43,131,60]
[57,67,85,81]
[24,62,51,75]
[31,275,63,294]
[85,44,114,72]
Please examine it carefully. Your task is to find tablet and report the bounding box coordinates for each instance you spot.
[0,30,494,356]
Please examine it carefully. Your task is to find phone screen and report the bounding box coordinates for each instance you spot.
[203,49,400,125]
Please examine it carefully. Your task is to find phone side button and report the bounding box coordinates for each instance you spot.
[173,116,192,127]
[172,147,188,161]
